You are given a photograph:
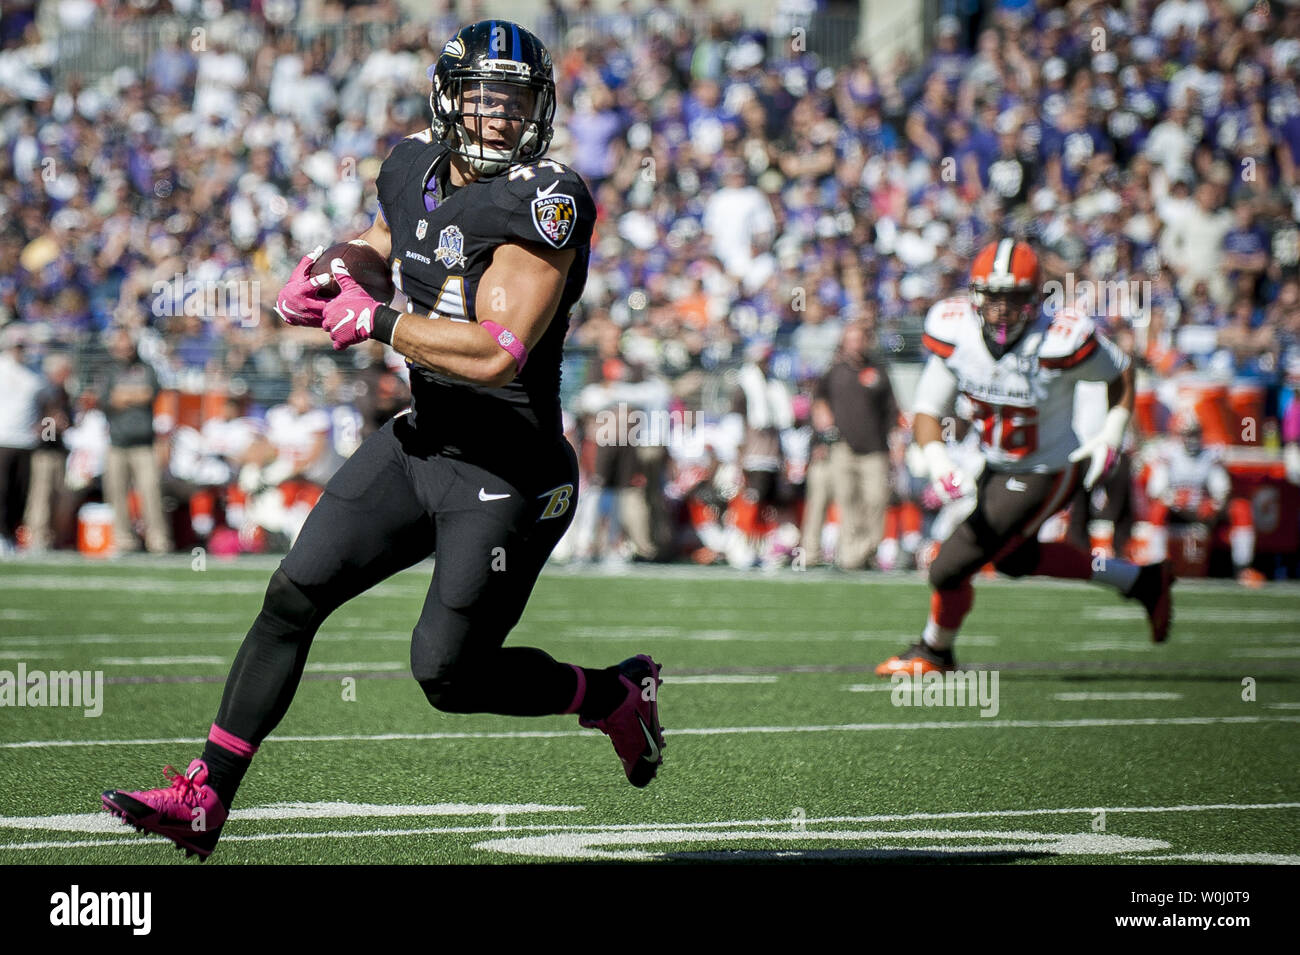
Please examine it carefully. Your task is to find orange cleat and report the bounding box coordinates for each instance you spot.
[1237,568,1266,588]
[875,641,957,678]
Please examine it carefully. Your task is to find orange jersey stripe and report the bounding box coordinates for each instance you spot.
[922,333,956,358]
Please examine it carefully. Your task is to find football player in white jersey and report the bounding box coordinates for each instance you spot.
[1143,413,1263,586]
[877,239,1175,676]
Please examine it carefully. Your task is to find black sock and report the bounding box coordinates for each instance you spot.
[577,666,629,721]
[201,740,251,810]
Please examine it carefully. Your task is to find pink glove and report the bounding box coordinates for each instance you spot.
[929,470,966,506]
[321,258,379,351]
[273,245,334,327]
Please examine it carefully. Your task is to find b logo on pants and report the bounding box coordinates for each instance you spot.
[537,484,573,520]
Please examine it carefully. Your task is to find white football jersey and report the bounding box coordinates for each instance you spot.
[913,296,1129,474]
[1144,439,1231,507]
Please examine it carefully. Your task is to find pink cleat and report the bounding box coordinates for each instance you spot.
[580,655,665,788]
[101,759,227,860]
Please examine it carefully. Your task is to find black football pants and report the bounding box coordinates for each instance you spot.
[213,414,581,745]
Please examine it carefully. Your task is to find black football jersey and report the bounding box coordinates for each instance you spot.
[375,130,595,462]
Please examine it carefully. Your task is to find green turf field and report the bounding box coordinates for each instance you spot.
[2,557,1297,864]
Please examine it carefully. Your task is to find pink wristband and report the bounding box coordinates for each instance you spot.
[480,320,527,373]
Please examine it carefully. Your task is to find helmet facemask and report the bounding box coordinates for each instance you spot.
[432,68,554,177]
[971,286,1038,358]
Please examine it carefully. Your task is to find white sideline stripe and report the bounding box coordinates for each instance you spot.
[6,803,1298,854]
[1122,852,1300,865]
[667,675,779,685]
[6,715,1299,749]
[1053,692,1183,701]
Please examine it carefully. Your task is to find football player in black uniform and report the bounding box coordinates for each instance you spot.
[101,21,665,860]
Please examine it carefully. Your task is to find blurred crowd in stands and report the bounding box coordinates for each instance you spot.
[2,0,1300,575]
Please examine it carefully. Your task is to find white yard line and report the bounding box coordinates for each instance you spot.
[1085,607,1299,623]
[0,633,411,646]
[4,803,1297,857]
[1122,852,1300,864]
[96,656,227,666]
[1053,692,1183,701]
[0,801,584,834]
[666,675,779,684]
[1067,642,1157,652]
[5,714,1298,750]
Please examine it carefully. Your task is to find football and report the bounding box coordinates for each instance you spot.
[308,239,396,303]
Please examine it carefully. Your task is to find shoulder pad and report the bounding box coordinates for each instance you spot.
[922,296,973,358]
[1039,308,1099,368]
[500,158,589,196]
[376,136,440,202]
[383,134,439,169]
[494,159,596,250]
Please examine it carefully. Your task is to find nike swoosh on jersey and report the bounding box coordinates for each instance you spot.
[535,180,560,199]
[478,488,510,501]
